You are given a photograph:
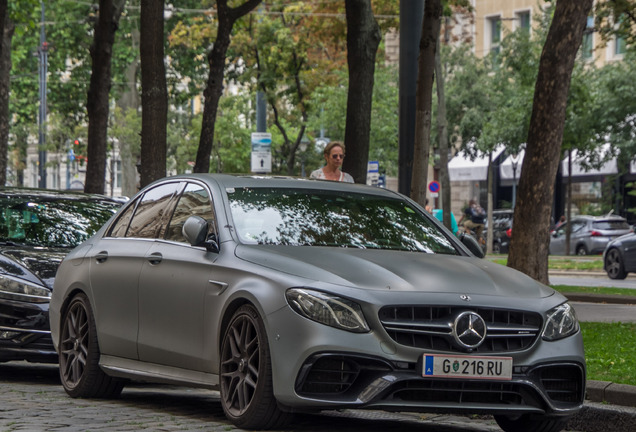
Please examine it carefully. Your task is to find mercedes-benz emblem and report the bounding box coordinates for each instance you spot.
[453,311,487,349]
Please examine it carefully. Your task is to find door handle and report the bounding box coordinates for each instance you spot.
[95,251,108,263]
[147,252,163,265]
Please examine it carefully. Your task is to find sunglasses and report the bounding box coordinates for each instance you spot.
[331,154,345,160]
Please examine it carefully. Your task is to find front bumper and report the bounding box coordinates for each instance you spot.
[266,303,585,417]
[0,299,56,363]
[293,352,584,417]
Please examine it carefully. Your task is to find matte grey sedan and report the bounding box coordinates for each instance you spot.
[50,174,584,432]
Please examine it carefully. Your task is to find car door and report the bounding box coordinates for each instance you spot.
[137,182,221,371]
[568,220,588,253]
[88,182,183,359]
[550,222,568,255]
[622,234,636,271]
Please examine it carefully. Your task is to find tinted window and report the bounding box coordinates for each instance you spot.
[593,220,630,231]
[127,183,182,239]
[228,188,457,254]
[0,196,120,248]
[109,198,138,238]
[165,183,216,243]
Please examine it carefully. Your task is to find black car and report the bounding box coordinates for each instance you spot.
[0,188,122,363]
[603,232,636,279]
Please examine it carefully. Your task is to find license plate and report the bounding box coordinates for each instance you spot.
[422,354,512,380]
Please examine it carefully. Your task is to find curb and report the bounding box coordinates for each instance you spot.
[563,292,636,305]
[569,402,636,432]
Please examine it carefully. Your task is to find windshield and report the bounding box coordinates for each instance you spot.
[228,187,458,254]
[0,196,120,248]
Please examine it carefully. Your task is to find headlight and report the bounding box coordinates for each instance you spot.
[286,288,370,333]
[0,275,51,303]
[542,302,579,341]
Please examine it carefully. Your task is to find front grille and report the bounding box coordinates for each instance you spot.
[379,306,542,353]
[388,379,525,405]
[535,365,585,403]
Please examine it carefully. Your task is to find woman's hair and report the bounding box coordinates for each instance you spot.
[323,140,345,157]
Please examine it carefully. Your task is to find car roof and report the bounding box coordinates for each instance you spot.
[161,174,402,198]
[572,214,626,222]
[0,187,125,203]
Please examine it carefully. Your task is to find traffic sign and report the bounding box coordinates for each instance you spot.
[428,181,440,193]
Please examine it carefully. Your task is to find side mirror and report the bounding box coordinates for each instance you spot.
[182,216,220,253]
[459,233,485,258]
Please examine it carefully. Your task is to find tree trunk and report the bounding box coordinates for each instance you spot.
[194,0,261,174]
[140,0,167,188]
[118,25,141,197]
[436,19,450,231]
[85,0,125,194]
[341,0,381,183]
[410,0,442,207]
[507,0,593,284]
[0,14,13,187]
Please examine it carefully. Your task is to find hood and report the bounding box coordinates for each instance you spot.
[0,246,68,289]
[234,245,554,299]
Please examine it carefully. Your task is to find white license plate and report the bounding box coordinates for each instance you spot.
[422,354,513,380]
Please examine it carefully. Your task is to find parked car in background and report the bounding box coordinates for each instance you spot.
[50,174,584,432]
[549,214,632,256]
[0,188,123,364]
[487,209,514,254]
[603,232,636,279]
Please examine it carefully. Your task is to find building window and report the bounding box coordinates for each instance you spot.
[487,16,502,58]
[615,35,626,56]
[515,10,531,34]
[614,15,626,57]
[581,16,594,60]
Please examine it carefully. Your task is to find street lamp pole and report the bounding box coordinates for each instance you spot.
[511,154,519,209]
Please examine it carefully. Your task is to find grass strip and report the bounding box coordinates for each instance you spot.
[581,322,636,386]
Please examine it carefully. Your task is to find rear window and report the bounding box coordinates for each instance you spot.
[592,220,630,231]
[0,196,120,247]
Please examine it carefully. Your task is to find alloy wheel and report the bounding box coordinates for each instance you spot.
[60,298,90,389]
[221,312,261,416]
[605,248,627,279]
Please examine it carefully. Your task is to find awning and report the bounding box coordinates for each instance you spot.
[561,145,618,179]
[499,150,525,184]
[448,145,505,182]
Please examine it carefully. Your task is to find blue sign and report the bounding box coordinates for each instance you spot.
[428,181,440,193]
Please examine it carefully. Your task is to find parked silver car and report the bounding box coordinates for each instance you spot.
[549,214,632,255]
[50,174,584,432]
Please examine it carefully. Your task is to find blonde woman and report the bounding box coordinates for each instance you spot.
[309,141,354,183]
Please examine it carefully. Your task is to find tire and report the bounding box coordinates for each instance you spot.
[220,304,291,429]
[576,245,588,256]
[493,241,501,254]
[494,414,570,432]
[58,293,125,398]
[605,248,627,280]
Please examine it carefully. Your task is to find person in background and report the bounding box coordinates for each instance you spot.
[309,141,354,183]
[459,198,486,242]
[425,198,433,213]
[433,208,459,236]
